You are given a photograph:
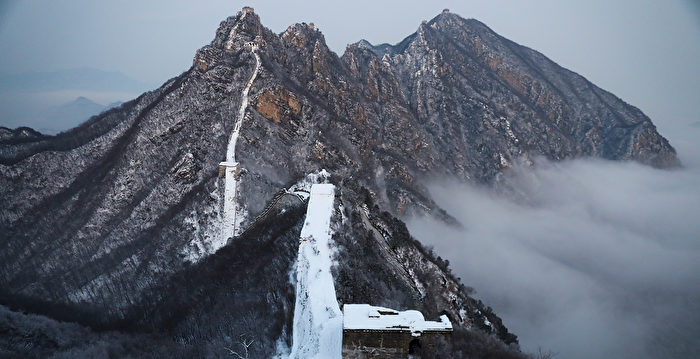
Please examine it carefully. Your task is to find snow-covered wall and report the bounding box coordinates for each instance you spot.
[288,183,342,359]
[220,44,261,242]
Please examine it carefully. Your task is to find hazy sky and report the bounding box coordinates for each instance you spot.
[1,1,698,134]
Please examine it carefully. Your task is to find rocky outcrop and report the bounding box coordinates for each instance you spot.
[251,86,303,124]
[341,13,678,184]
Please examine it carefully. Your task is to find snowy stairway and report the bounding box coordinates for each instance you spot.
[289,183,343,359]
[220,42,261,242]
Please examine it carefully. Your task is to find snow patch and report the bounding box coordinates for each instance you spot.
[289,170,330,192]
[182,209,206,262]
[337,203,348,226]
[459,308,468,323]
[285,169,331,202]
[499,153,510,168]
[501,116,519,144]
[181,181,226,263]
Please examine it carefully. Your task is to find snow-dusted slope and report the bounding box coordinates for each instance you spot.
[289,183,343,359]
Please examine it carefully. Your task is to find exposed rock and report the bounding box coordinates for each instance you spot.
[251,86,302,124]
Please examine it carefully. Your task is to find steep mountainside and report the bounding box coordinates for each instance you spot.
[0,8,677,358]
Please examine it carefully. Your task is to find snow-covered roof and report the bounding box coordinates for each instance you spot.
[343,304,452,335]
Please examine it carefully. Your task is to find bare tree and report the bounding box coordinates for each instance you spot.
[225,334,255,359]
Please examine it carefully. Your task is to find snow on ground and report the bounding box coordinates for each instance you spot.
[181,181,228,263]
[343,304,452,337]
[286,169,331,200]
[289,183,343,359]
[181,208,208,262]
[220,44,260,242]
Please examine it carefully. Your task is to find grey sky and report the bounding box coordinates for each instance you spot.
[1,1,698,135]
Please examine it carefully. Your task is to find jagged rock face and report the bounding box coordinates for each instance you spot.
[436,16,671,163]
[0,8,678,358]
[343,14,679,182]
[235,11,677,213]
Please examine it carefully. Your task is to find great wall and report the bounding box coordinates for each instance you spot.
[219,14,263,243]
[215,9,452,358]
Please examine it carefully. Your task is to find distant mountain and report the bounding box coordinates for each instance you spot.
[0,68,151,93]
[0,7,679,358]
[0,69,148,132]
[42,96,106,132]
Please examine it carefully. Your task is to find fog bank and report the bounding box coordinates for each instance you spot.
[408,158,700,358]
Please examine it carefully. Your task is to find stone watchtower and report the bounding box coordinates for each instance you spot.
[342,304,452,358]
[218,161,241,179]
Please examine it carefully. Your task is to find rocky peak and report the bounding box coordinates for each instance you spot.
[345,11,678,170]
[213,8,262,48]
[280,21,333,66]
[355,39,373,50]
[429,10,472,28]
[282,22,322,41]
[193,8,270,74]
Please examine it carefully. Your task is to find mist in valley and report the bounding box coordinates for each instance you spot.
[409,139,700,358]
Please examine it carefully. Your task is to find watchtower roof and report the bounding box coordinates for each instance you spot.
[343,304,452,334]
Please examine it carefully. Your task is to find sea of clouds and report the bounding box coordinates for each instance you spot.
[409,134,700,358]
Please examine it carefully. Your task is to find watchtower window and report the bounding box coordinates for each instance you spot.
[377,310,398,315]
